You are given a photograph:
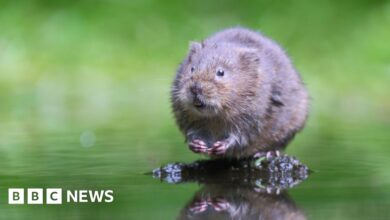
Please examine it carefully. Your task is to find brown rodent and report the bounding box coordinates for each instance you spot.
[171,27,309,158]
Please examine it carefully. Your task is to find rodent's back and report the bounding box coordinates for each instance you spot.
[205,27,297,77]
[208,27,309,150]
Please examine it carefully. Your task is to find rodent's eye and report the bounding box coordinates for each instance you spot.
[216,69,225,77]
[190,66,195,72]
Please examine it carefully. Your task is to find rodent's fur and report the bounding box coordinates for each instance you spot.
[171,27,309,158]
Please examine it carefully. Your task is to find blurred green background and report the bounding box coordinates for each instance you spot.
[0,0,389,219]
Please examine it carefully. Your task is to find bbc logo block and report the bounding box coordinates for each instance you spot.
[27,188,43,204]
[46,188,62,204]
[8,188,24,204]
[9,188,62,204]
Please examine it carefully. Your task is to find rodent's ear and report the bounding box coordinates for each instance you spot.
[238,48,260,66]
[188,41,202,62]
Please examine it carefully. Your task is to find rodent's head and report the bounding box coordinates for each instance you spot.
[172,41,261,117]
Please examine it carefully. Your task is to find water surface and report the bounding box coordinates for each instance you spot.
[0,121,389,219]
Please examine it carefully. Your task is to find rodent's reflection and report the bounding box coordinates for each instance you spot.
[178,184,306,220]
[152,157,309,219]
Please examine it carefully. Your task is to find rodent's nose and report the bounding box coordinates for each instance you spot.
[190,84,202,96]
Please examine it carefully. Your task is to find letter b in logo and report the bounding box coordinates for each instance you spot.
[8,188,24,204]
[28,188,43,204]
[47,188,62,204]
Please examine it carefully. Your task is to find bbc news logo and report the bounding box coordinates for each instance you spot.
[8,188,114,204]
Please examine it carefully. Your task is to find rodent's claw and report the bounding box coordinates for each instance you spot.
[189,200,208,214]
[189,139,208,153]
[208,141,229,155]
[211,198,230,212]
[193,139,206,145]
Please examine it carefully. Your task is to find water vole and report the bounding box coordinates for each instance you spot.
[171,27,309,158]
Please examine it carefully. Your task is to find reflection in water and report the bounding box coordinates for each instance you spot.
[179,184,306,220]
[152,155,310,220]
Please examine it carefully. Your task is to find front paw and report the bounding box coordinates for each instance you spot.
[208,140,229,155]
[188,139,208,153]
[188,199,208,214]
[210,197,230,212]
